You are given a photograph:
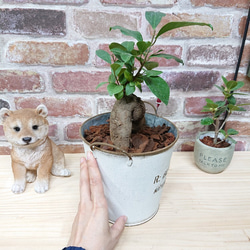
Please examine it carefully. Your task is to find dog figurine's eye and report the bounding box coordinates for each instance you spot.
[32,125,39,130]
[13,126,20,132]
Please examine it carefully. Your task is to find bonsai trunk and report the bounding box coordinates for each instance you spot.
[110,94,146,151]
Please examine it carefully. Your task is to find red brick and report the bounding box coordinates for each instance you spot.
[179,141,195,151]
[0,9,66,36]
[154,13,228,38]
[7,42,89,66]
[225,121,250,136]
[95,44,182,68]
[52,71,110,93]
[185,96,222,116]
[3,0,88,4]
[186,45,239,67]
[15,97,93,117]
[48,124,58,138]
[161,71,220,91]
[100,0,176,6]
[0,146,11,155]
[175,121,206,138]
[72,10,141,39]
[143,97,179,117]
[241,43,250,67]
[190,0,249,8]
[97,97,116,114]
[239,16,250,39]
[0,70,44,93]
[65,122,82,141]
[59,144,84,154]
[185,96,250,116]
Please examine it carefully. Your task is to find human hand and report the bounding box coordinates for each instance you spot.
[67,151,127,250]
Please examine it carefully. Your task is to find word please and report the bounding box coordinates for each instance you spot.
[199,153,227,163]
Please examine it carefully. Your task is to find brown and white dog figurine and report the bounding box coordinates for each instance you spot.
[0,104,71,194]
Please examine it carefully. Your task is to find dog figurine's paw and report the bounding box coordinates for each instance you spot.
[51,168,71,177]
[12,183,25,194]
[34,179,49,193]
[26,171,37,183]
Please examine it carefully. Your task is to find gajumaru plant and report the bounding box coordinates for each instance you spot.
[96,11,213,151]
[200,76,250,146]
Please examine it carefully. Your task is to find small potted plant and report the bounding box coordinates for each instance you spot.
[194,76,250,174]
[80,11,212,225]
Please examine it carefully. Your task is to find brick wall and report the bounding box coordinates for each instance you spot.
[0,0,249,154]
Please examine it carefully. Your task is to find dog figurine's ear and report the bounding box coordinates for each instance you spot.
[0,108,12,124]
[36,104,48,118]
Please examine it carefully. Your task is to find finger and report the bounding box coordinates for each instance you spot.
[87,151,106,205]
[110,215,127,240]
[79,156,91,203]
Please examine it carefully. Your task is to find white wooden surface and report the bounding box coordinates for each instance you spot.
[0,152,250,250]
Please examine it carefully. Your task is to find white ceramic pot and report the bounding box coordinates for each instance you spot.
[80,112,178,226]
[194,131,235,174]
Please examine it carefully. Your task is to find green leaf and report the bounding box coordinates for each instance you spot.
[137,41,151,53]
[111,63,123,76]
[227,128,239,136]
[231,81,244,91]
[150,53,184,65]
[114,90,124,100]
[227,95,236,105]
[144,61,159,70]
[145,70,162,77]
[214,84,224,92]
[135,81,142,92]
[215,101,226,107]
[107,83,124,96]
[200,117,214,125]
[221,76,228,85]
[225,80,238,91]
[124,70,133,81]
[215,106,227,117]
[122,41,135,52]
[206,98,216,104]
[109,42,127,51]
[110,26,143,41]
[227,137,237,144]
[145,11,165,30]
[228,104,246,112]
[125,84,136,96]
[143,76,170,106]
[108,73,116,84]
[96,81,108,89]
[121,53,133,63]
[96,50,111,64]
[156,21,213,39]
[220,129,226,136]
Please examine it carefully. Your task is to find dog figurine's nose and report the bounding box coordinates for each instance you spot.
[22,137,32,143]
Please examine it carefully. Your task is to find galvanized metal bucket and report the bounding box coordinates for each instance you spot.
[80,112,178,226]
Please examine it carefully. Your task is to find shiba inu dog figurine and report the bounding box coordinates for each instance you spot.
[0,104,71,194]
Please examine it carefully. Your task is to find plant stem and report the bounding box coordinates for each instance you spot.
[214,118,220,144]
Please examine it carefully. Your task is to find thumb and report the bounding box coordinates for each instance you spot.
[110,215,127,239]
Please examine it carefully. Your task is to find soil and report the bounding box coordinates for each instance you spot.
[200,136,231,148]
[84,121,176,153]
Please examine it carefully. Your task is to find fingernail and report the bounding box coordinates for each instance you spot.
[86,151,92,160]
[80,157,84,163]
